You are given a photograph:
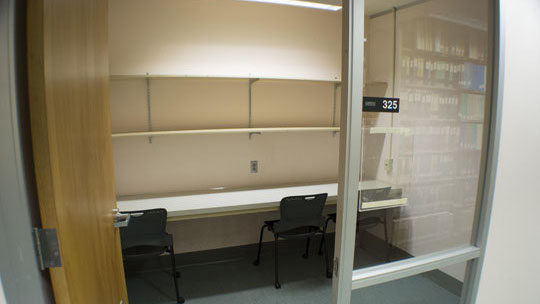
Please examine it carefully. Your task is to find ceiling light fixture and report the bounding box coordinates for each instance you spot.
[239,0,342,11]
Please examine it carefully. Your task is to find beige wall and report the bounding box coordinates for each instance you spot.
[109,0,342,253]
[109,0,342,80]
[110,79,343,196]
[109,0,343,198]
[113,132,340,195]
[476,0,540,303]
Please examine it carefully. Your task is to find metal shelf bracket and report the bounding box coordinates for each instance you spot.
[333,83,341,136]
[248,78,260,139]
[146,72,153,144]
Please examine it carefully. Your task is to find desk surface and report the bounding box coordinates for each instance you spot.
[118,180,407,221]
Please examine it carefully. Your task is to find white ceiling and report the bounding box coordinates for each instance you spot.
[365,0,422,16]
[312,0,424,16]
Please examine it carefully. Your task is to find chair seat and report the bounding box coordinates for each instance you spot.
[122,245,168,258]
[326,212,383,230]
[327,211,385,222]
[265,220,322,239]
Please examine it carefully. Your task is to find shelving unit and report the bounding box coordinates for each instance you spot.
[401,48,486,65]
[110,72,347,196]
[110,74,343,142]
[402,84,484,95]
[388,12,488,251]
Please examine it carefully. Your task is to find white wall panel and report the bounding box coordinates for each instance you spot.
[476,1,540,303]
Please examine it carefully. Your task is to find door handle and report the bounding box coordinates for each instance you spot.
[113,208,131,227]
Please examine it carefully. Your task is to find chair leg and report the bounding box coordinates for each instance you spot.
[322,230,332,278]
[318,217,333,255]
[169,245,184,304]
[274,233,281,289]
[383,217,391,262]
[318,235,324,256]
[253,224,267,266]
[302,236,311,259]
[358,229,365,247]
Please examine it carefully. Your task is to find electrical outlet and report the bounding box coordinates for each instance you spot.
[250,160,258,173]
[384,158,393,173]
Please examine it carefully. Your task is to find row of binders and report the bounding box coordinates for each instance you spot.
[400,55,486,92]
[402,17,487,61]
[395,151,480,184]
[459,93,485,121]
[399,89,485,122]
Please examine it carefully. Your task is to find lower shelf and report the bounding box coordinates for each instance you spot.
[111,126,412,138]
[112,127,339,138]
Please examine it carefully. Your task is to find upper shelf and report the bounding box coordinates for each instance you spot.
[401,48,487,65]
[109,74,342,83]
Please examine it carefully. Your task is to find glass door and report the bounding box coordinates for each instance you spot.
[332,0,494,303]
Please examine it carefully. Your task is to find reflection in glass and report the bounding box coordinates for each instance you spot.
[351,262,468,304]
[353,0,489,279]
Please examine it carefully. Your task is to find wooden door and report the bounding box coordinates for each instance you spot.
[26,0,128,303]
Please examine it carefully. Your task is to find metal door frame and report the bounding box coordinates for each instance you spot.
[0,0,53,303]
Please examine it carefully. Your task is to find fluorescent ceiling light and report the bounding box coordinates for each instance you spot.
[239,0,342,11]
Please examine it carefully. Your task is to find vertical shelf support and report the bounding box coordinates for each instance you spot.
[248,78,259,139]
[387,7,398,165]
[332,83,341,136]
[146,72,153,144]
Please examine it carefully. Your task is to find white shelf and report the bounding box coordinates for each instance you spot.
[109,74,341,83]
[112,127,340,138]
[370,127,411,135]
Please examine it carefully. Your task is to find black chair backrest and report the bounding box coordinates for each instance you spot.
[274,193,328,233]
[119,208,168,250]
[359,187,392,203]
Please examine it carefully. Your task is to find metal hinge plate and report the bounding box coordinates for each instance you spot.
[333,257,339,277]
[33,228,62,270]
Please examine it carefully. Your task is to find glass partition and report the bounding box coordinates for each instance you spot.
[351,262,469,304]
[352,0,489,276]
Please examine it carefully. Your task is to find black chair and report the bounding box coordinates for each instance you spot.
[119,208,184,304]
[318,187,393,261]
[253,193,331,289]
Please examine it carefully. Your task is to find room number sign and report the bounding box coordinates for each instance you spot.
[362,96,400,113]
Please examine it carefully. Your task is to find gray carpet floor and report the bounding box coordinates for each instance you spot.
[125,244,460,304]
